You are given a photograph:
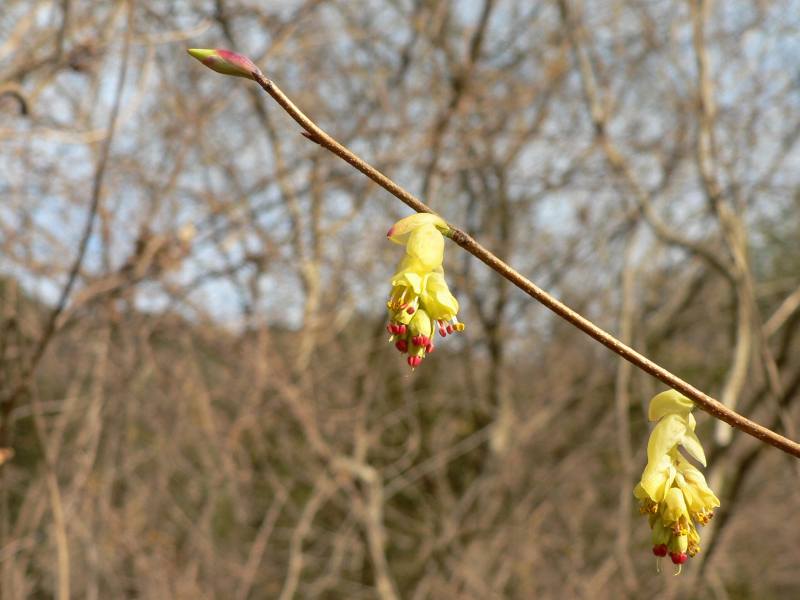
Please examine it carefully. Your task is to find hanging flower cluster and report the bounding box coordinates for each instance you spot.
[634,390,720,574]
[386,213,464,369]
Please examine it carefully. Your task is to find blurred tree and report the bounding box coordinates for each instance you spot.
[0,0,799,598]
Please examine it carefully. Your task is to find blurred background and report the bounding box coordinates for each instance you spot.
[1,1,799,598]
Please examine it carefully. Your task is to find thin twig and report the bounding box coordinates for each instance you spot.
[0,1,134,448]
[245,71,800,459]
[613,228,639,591]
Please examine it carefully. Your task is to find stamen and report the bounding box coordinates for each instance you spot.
[407,355,422,368]
[669,552,687,566]
[652,544,667,557]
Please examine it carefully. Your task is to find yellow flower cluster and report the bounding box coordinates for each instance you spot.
[386,213,464,369]
[634,390,720,573]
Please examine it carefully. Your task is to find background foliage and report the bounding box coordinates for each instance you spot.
[1,1,799,598]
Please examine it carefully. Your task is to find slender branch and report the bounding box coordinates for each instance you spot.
[247,72,800,459]
[0,3,133,447]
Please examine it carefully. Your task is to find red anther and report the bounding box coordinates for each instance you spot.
[407,355,422,368]
[419,335,429,346]
[410,335,420,346]
[395,340,408,353]
[406,306,415,314]
[398,324,406,334]
[425,343,434,354]
[652,544,668,557]
[446,325,453,334]
[386,324,394,334]
[669,552,687,565]
[438,328,447,337]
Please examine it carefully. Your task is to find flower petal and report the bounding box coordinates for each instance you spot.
[662,487,689,524]
[640,454,676,502]
[633,483,648,500]
[391,269,425,295]
[405,224,444,269]
[675,455,719,509]
[679,428,707,467]
[648,390,694,422]
[409,309,433,336]
[387,213,449,245]
[647,414,687,463]
[420,272,459,320]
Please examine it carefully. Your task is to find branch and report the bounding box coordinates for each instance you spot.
[0,2,134,447]
[180,56,800,458]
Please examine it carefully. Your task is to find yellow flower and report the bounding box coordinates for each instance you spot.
[421,271,459,321]
[662,487,690,531]
[387,258,428,317]
[386,213,449,246]
[633,390,719,573]
[647,391,706,467]
[638,452,677,503]
[386,213,463,368]
[648,389,694,421]
[673,453,720,524]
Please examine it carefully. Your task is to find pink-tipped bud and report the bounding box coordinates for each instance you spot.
[652,544,668,557]
[187,48,261,80]
[395,340,408,353]
[407,355,422,368]
[669,552,687,565]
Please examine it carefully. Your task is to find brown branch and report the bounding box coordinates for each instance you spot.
[0,84,29,116]
[0,2,134,447]
[239,70,800,459]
